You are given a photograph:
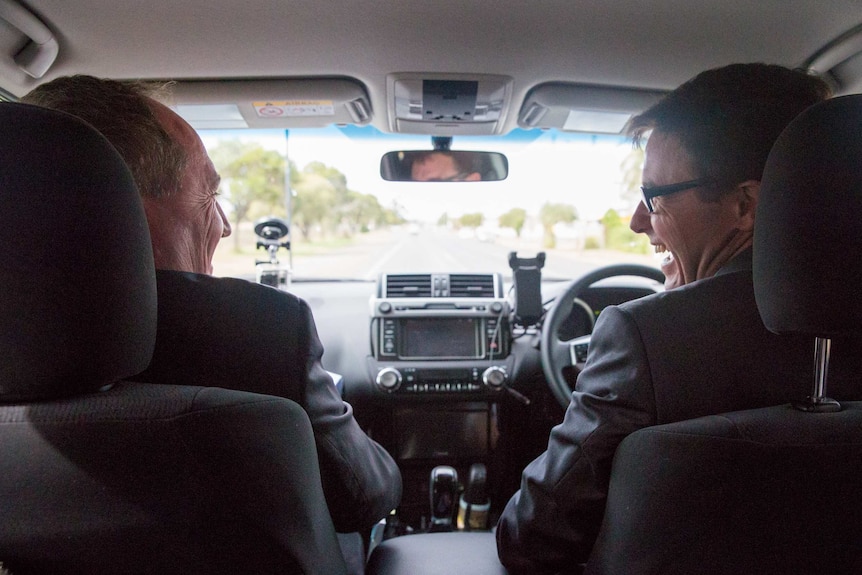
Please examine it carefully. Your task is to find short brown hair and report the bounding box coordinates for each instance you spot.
[627,63,832,197]
[21,75,186,199]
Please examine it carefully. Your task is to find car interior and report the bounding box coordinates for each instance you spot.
[3,1,862,573]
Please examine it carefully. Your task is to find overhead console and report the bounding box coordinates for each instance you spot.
[387,73,513,135]
[368,273,512,398]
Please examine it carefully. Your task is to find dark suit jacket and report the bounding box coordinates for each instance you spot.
[496,251,862,573]
[132,270,402,533]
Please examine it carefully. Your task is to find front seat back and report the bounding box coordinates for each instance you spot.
[584,95,862,575]
[0,102,347,575]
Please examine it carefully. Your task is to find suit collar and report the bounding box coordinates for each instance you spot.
[715,247,753,277]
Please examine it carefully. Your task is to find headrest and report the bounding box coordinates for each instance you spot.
[0,102,157,401]
[754,95,862,338]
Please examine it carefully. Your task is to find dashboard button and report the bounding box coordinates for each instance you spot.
[482,366,507,388]
[375,367,402,392]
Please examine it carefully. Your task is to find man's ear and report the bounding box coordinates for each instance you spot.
[735,180,760,232]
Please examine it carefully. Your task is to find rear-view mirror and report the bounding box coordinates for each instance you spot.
[380,150,508,182]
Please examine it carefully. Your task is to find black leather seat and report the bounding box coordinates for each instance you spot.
[0,102,347,574]
[584,94,862,575]
[366,532,507,575]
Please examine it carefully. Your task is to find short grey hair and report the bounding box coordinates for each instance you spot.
[22,75,186,199]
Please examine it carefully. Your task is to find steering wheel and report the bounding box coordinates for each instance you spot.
[541,264,665,409]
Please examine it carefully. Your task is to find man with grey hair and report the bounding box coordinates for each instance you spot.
[23,76,402,545]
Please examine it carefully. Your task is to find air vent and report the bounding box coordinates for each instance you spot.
[385,274,432,298]
[449,274,495,298]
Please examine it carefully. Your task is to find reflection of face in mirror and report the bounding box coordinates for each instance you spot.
[410,151,482,182]
[380,150,507,182]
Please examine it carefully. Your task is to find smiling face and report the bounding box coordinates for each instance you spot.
[143,100,231,275]
[629,131,758,290]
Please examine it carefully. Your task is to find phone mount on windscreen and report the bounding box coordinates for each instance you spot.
[254,216,291,291]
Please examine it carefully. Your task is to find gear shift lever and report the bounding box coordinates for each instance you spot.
[429,465,458,532]
[457,463,489,530]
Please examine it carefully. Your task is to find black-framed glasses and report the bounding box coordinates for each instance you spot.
[640,179,709,213]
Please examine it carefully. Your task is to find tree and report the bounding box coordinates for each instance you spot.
[539,202,577,248]
[342,191,387,234]
[601,208,650,254]
[291,162,348,239]
[458,213,484,229]
[295,161,392,238]
[498,207,527,237]
[292,171,338,239]
[620,146,645,207]
[303,161,348,194]
[211,148,396,244]
[382,201,407,226]
[209,140,287,250]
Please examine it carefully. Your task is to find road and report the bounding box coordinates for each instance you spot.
[263,226,660,281]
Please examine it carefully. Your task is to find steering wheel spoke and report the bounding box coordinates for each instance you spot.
[549,334,590,371]
[549,337,575,371]
[568,334,591,367]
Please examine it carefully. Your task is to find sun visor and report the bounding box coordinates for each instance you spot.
[518,82,666,134]
[167,78,372,130]
[387,73,513,135]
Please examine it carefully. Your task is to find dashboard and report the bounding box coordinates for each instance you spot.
[291,270,662,529]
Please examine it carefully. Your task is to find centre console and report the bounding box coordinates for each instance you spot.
[366,272,516,529]
[367,273,512,397]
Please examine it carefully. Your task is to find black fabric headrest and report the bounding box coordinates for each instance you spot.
[754,95,862,338]
[0,102,157,401]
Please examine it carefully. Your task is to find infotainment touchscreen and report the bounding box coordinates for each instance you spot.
[400,317,480,359]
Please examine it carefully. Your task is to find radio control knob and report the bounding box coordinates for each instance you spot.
[378,301,393,314]
[376,367,402,392]
[482,366,507,388]
[490,302,503,314]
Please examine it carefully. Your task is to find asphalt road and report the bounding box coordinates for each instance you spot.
[214,225,658,282]
[293,227,657,281]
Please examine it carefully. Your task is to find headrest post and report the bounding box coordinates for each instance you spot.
[792,337,841,413]
[813,337,832,399]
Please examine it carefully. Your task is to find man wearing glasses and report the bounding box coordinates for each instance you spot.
[497,63,862,573]
[627,63,805,291]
